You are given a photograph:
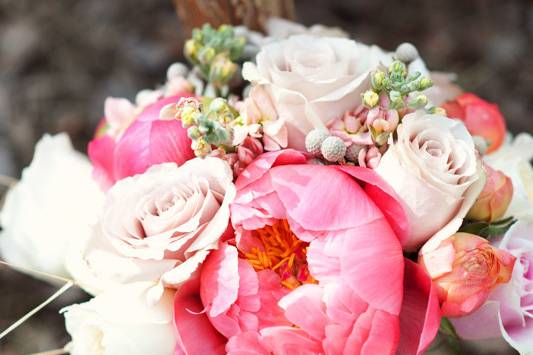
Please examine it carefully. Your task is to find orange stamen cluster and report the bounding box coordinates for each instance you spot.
[243,220,317,289]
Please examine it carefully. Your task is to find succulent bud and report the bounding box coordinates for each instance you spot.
[320,136,346,162]
[371,71,386,90]
[198,46,216,65]
[467,165,514,222]
[388,60,407,78]
[184,39,198,60]
[305,129,330,155]
[209,55,237,87]
[362,90,379,108]
[418,77,433,91]
[430,106,447,116]
[409,94,428,109]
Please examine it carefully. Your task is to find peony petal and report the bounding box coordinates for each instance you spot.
[278,284,328,340]
[88,135,116,189]
[260,326,322,354]
[174,276,226,355]
[339,220,404,315]
[226,331,270,355]
[337,165,411,245]
[200,244,240,317]
[149,120,194,167]
[397,259,441,355]
[235,149,307,191]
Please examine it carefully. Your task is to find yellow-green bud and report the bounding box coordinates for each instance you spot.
[433,107,447,116]
[371,71,386,90]
[180,106,197,127]
[184,39,199,60]
[412,94,428,107]
[362,90,379,108]
[198,47,216,65]
[388,60,407,77]
[418,77,433,90]
[209,55,237,87]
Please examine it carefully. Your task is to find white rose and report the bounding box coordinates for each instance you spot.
[484,133,533,222]
[242,35,392,149]
[0,134,104,281]
[68,158,235,302]
[376,112,486,251]
[63,282,176,355]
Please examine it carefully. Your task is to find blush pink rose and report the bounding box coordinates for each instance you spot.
[419,232,515,317]
[68,158,235,302]
[172,150,441,355]
[88,94,195,189]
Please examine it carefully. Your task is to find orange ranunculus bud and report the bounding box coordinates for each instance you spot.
[467,165,513,222]
[419,233,515,317]
[442,93,506,154]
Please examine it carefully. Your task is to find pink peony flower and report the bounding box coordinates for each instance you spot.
[451,221,533,354]
[442,93,507,154]
[419,232,515,317]
[88,94,195,189]
[172,150,441,355]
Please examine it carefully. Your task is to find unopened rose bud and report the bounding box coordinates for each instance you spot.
[419,233,515,317]
[362,90,379,108]
[467,165,513,222]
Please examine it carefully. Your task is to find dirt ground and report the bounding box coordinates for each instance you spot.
[0,0,531,353]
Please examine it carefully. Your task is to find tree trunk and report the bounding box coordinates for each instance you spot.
[174,0,295,35]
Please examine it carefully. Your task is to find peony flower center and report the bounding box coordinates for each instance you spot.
[242,220,317,290]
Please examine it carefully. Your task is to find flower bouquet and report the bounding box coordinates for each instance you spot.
[1,18,533,355]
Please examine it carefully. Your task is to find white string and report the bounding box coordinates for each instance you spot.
[0,260,76,285]
[0,281,74,340]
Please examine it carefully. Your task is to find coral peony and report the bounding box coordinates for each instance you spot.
[443,93,506,154]
[173,150,441,355]
[419,232,515,317]
[88,94,195,189]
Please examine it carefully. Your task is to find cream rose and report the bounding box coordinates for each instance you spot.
[484,133,533,222]
[68,158,235,301]
[63,282,176,355]
[0,134,104,281]
[376,112,486,251]
[242,35,392,149]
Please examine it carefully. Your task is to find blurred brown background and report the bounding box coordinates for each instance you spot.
[1,0,531,354]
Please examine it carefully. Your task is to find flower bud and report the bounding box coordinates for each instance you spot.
[417,77,433,91]
[409,94,428,109]
[371,71,386,90]
[362,90,379,108]
[180,106,197,128]
[388,60,407,79]
[209,55,237,87]
[198,46,216,65]
[467,165,513,222]
[419,233,515,317]
[184,39,199,61]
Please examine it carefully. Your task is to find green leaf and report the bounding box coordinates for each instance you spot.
[459,217,516,240]
[439,318,464,355]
